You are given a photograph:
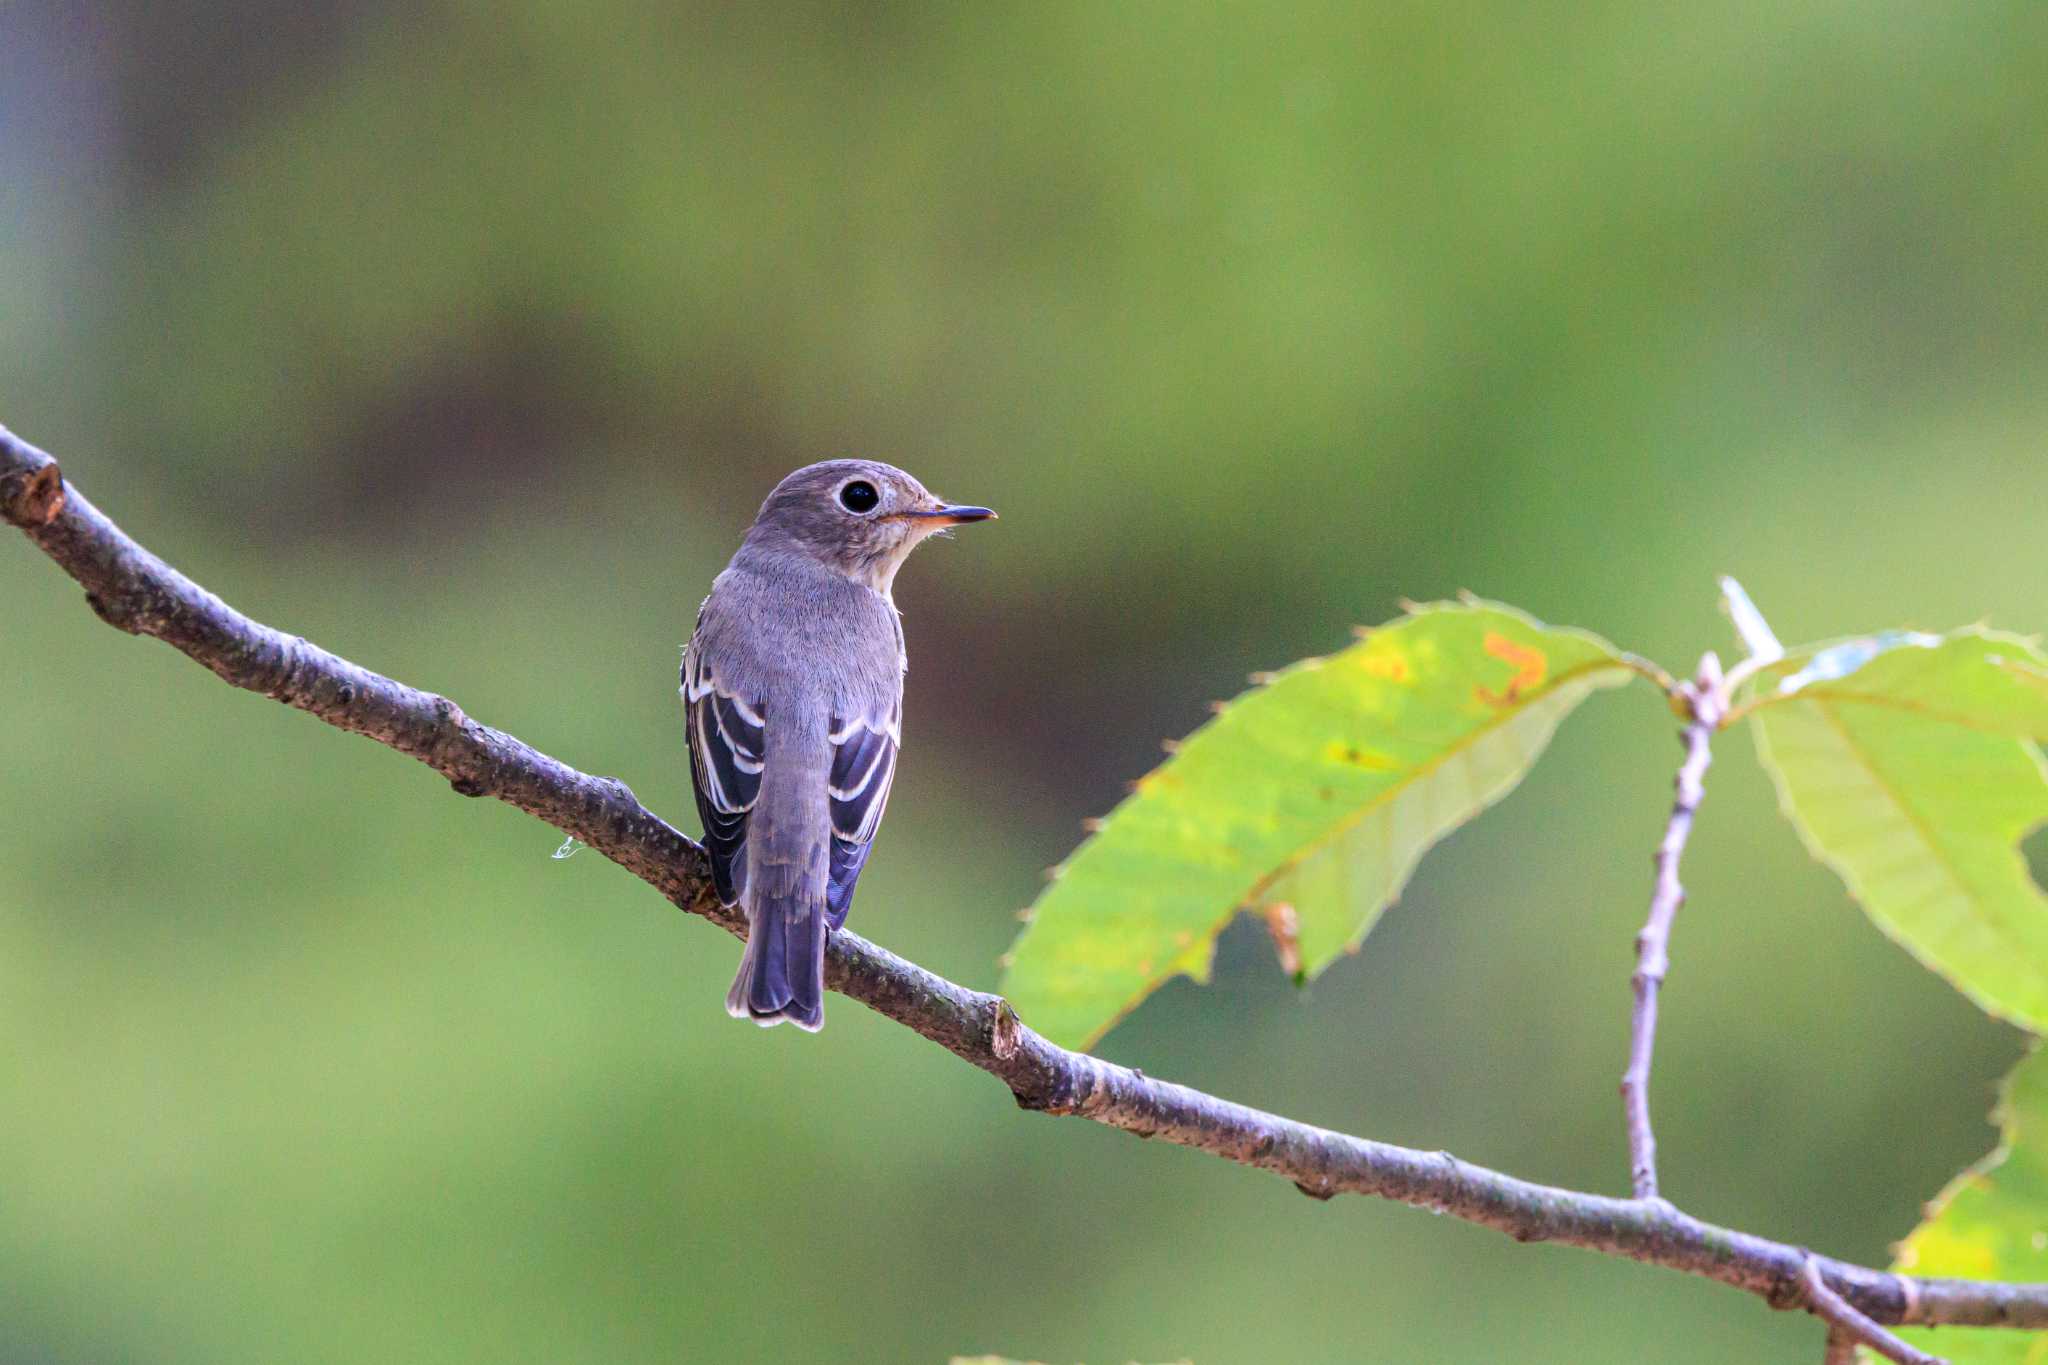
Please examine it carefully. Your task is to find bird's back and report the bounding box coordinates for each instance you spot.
[686,543,906,1030]
[693,543,905,721]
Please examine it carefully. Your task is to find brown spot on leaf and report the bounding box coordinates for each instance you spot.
[1326,742,1398,770]
[1263,902,1303,977]
[1474,632,1547,706]
[1356,650,1411,683]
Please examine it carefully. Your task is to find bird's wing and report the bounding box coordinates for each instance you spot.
[683,644,765,908]
[825,706,899,929]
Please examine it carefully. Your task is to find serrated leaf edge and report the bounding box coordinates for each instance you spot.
[1060,643,1636,1050]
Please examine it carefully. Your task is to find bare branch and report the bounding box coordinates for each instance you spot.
[1622,652,1724,1201]
[1801,1258,1948,1365]
[1822,1327,1859,1365]
[6,424,2047,1334]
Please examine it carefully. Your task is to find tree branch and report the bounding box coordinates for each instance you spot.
[1801,1257,1948,1365]
[6,424,2046,1336]
[1622,652,1724,1201]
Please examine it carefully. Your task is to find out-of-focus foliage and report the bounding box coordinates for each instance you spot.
[1894,1047,2048,1364]
[1003,602,1633,1048]
[1750,632,2048,1030]
[7,1,2048,1361]
[951,1358,1190,1365]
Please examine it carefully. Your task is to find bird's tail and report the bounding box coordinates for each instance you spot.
[725,827,829,1032]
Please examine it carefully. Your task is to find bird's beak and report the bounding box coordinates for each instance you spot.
[902,504,997,525]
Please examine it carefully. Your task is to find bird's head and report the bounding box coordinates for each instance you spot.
[746,459,995,595]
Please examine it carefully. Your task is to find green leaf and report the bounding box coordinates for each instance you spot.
[1000,601,1637,1049]
[1890,1046,2048,1364]
[1749,630,2048,1030]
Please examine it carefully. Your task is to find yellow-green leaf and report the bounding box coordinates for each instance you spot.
[1749,630,2048,1031]
[1000,601,1637,1049]
[1891,1046,2048,1364]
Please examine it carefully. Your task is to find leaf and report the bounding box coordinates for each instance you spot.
[1000,601,1637,1049]
[1748,630,2048,1030]
[1890,1046,2048,1364]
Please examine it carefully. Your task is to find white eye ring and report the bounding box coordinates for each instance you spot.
[837,479,881,514]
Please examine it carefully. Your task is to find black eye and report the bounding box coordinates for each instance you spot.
[838,480,879,513]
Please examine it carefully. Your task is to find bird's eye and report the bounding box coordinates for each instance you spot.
[838,480,880,514]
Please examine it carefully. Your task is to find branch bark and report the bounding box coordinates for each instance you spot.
[1801,1257,1948,1365]
[6,424,2045,1337]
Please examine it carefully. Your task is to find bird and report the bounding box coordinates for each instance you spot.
[682,460,994,1031]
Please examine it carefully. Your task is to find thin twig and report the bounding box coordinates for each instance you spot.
[1822,1326,1859,1365]
[6,424,2047,1333]
[1801,1258,1948,1365]
[1622,652,1724,1201]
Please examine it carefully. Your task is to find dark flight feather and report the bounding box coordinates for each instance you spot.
[825,712,898,928]
[683,650,764,908]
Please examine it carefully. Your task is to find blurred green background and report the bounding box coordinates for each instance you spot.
[4,3,2046,1361]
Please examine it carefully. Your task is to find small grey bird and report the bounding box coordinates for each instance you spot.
[683,460,994,1031]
